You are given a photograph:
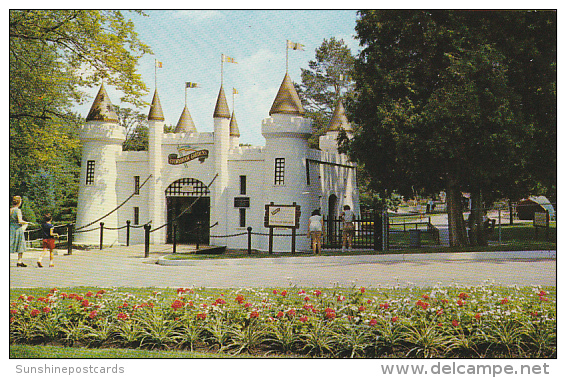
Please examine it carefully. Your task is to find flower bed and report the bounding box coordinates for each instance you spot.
[9,285,556,358]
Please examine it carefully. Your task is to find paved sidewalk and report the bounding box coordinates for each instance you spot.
[10,245,556,289]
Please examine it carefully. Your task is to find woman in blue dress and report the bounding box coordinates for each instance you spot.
[10,196,29,267]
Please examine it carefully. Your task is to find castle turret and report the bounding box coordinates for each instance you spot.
[229,110,240,148]
[174,105,197,134]
[261,73,314,252]
[75,84,125,245]
[148,90,166,243]
[319,99,353,152]
[210,85,231,245]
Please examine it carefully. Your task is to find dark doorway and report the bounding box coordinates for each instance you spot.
[165,178,211,245]
[166,196,210,244]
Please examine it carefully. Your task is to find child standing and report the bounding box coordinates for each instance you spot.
[38,213,58,267]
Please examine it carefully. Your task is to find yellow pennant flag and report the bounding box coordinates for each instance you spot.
[155,60,163,68]
[286,40,305,51]
[186,82,199,88]
[222,54,237,64]
[233,88,238,95]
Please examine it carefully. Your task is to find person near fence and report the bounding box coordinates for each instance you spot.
[38,213,59,267]
[308,209,324,254]
[341,205,355,252]
[10,195,29,267]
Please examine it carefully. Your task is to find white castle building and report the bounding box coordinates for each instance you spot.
[75,73,360,252]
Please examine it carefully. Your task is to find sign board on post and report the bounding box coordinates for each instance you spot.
[264,202,301,254]
[533,211,550,241]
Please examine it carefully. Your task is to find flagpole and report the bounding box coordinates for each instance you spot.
[154,59,157,89]
[185,85,187,106]
[285,41,289,73]
[221,54,224,87]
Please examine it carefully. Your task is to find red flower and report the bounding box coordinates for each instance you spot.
[369,318,378,326]
[286,309,296,317]
[82,299,90,307]
[367,299,373,304]
[459,292,469,300]
[441,299,449,304]
[457,299,465,307]
[215,298,226,305]
[391,316,398,323]
[304,296,310,302]
[171,299,184,310]
[117,312,129,320]
[89,310,98,319]
[60,293,68,299]
[314,290,322,297]
[436,309,444,316]
[85,291,93,297]
[358,305,366,312]
[10,309,17,315]
[360,287,366,294]
[539,296,549,302]
[196,313,206,320]
[30,309,40,317]
[244,302,252,308]
[538,290,547,297]
[276,311,284,318]
[452,319,459,327]
[250,310,259,318]
[422,294,430,300]
[96,289,106,296]
[235,294,245,304]
[531,311,539,317]
[324,308,336,320]
[281,290,287,297]
[416,300,429,310]
[299,315,308,323]
[42,307,50,313]
[298,289,306,295]
[474,313,481,320]
[337,295,345,302]
[273,290,278,295]
[379,302,390,309]
[501,298,509,305]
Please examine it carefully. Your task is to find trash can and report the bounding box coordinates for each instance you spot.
[409,229,421,248]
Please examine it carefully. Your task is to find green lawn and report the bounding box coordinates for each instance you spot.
[9,344,263,358]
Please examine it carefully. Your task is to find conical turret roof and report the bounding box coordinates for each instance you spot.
[174,105,197,133]
[327,99,353,132]
[85,83,119,123]
[213,85,231,119]
[148,90,165,121]
[229,111,240,137]
[269,73,305,116]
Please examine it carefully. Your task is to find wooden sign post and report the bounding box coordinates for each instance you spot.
[264,202,301,254]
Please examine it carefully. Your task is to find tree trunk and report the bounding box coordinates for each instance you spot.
[468,191,487,246]
[446,178,468,247]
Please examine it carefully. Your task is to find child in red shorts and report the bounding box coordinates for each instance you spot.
[38,213,58,267]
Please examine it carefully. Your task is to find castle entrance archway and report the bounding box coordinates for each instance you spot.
[165,178,210,244]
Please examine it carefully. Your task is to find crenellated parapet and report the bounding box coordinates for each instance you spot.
[79,122,126,143]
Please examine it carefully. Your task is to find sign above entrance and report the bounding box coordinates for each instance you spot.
[168,145,209,165]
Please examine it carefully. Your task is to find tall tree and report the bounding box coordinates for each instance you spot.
[347,10,556,247]
[10,10,152,221]
[296,37,355,147]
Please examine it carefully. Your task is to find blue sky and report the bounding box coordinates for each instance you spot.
[76,10,361,146]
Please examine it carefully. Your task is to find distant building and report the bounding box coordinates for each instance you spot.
[75,74,359,252]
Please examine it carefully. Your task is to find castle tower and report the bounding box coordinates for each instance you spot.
[319,99,353,151]
[75,84,125,245]
[210,85,231,245]
[229,110,240,148]
[174,105,197,134]
[262,73,314,251]
[148,90,166,243]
